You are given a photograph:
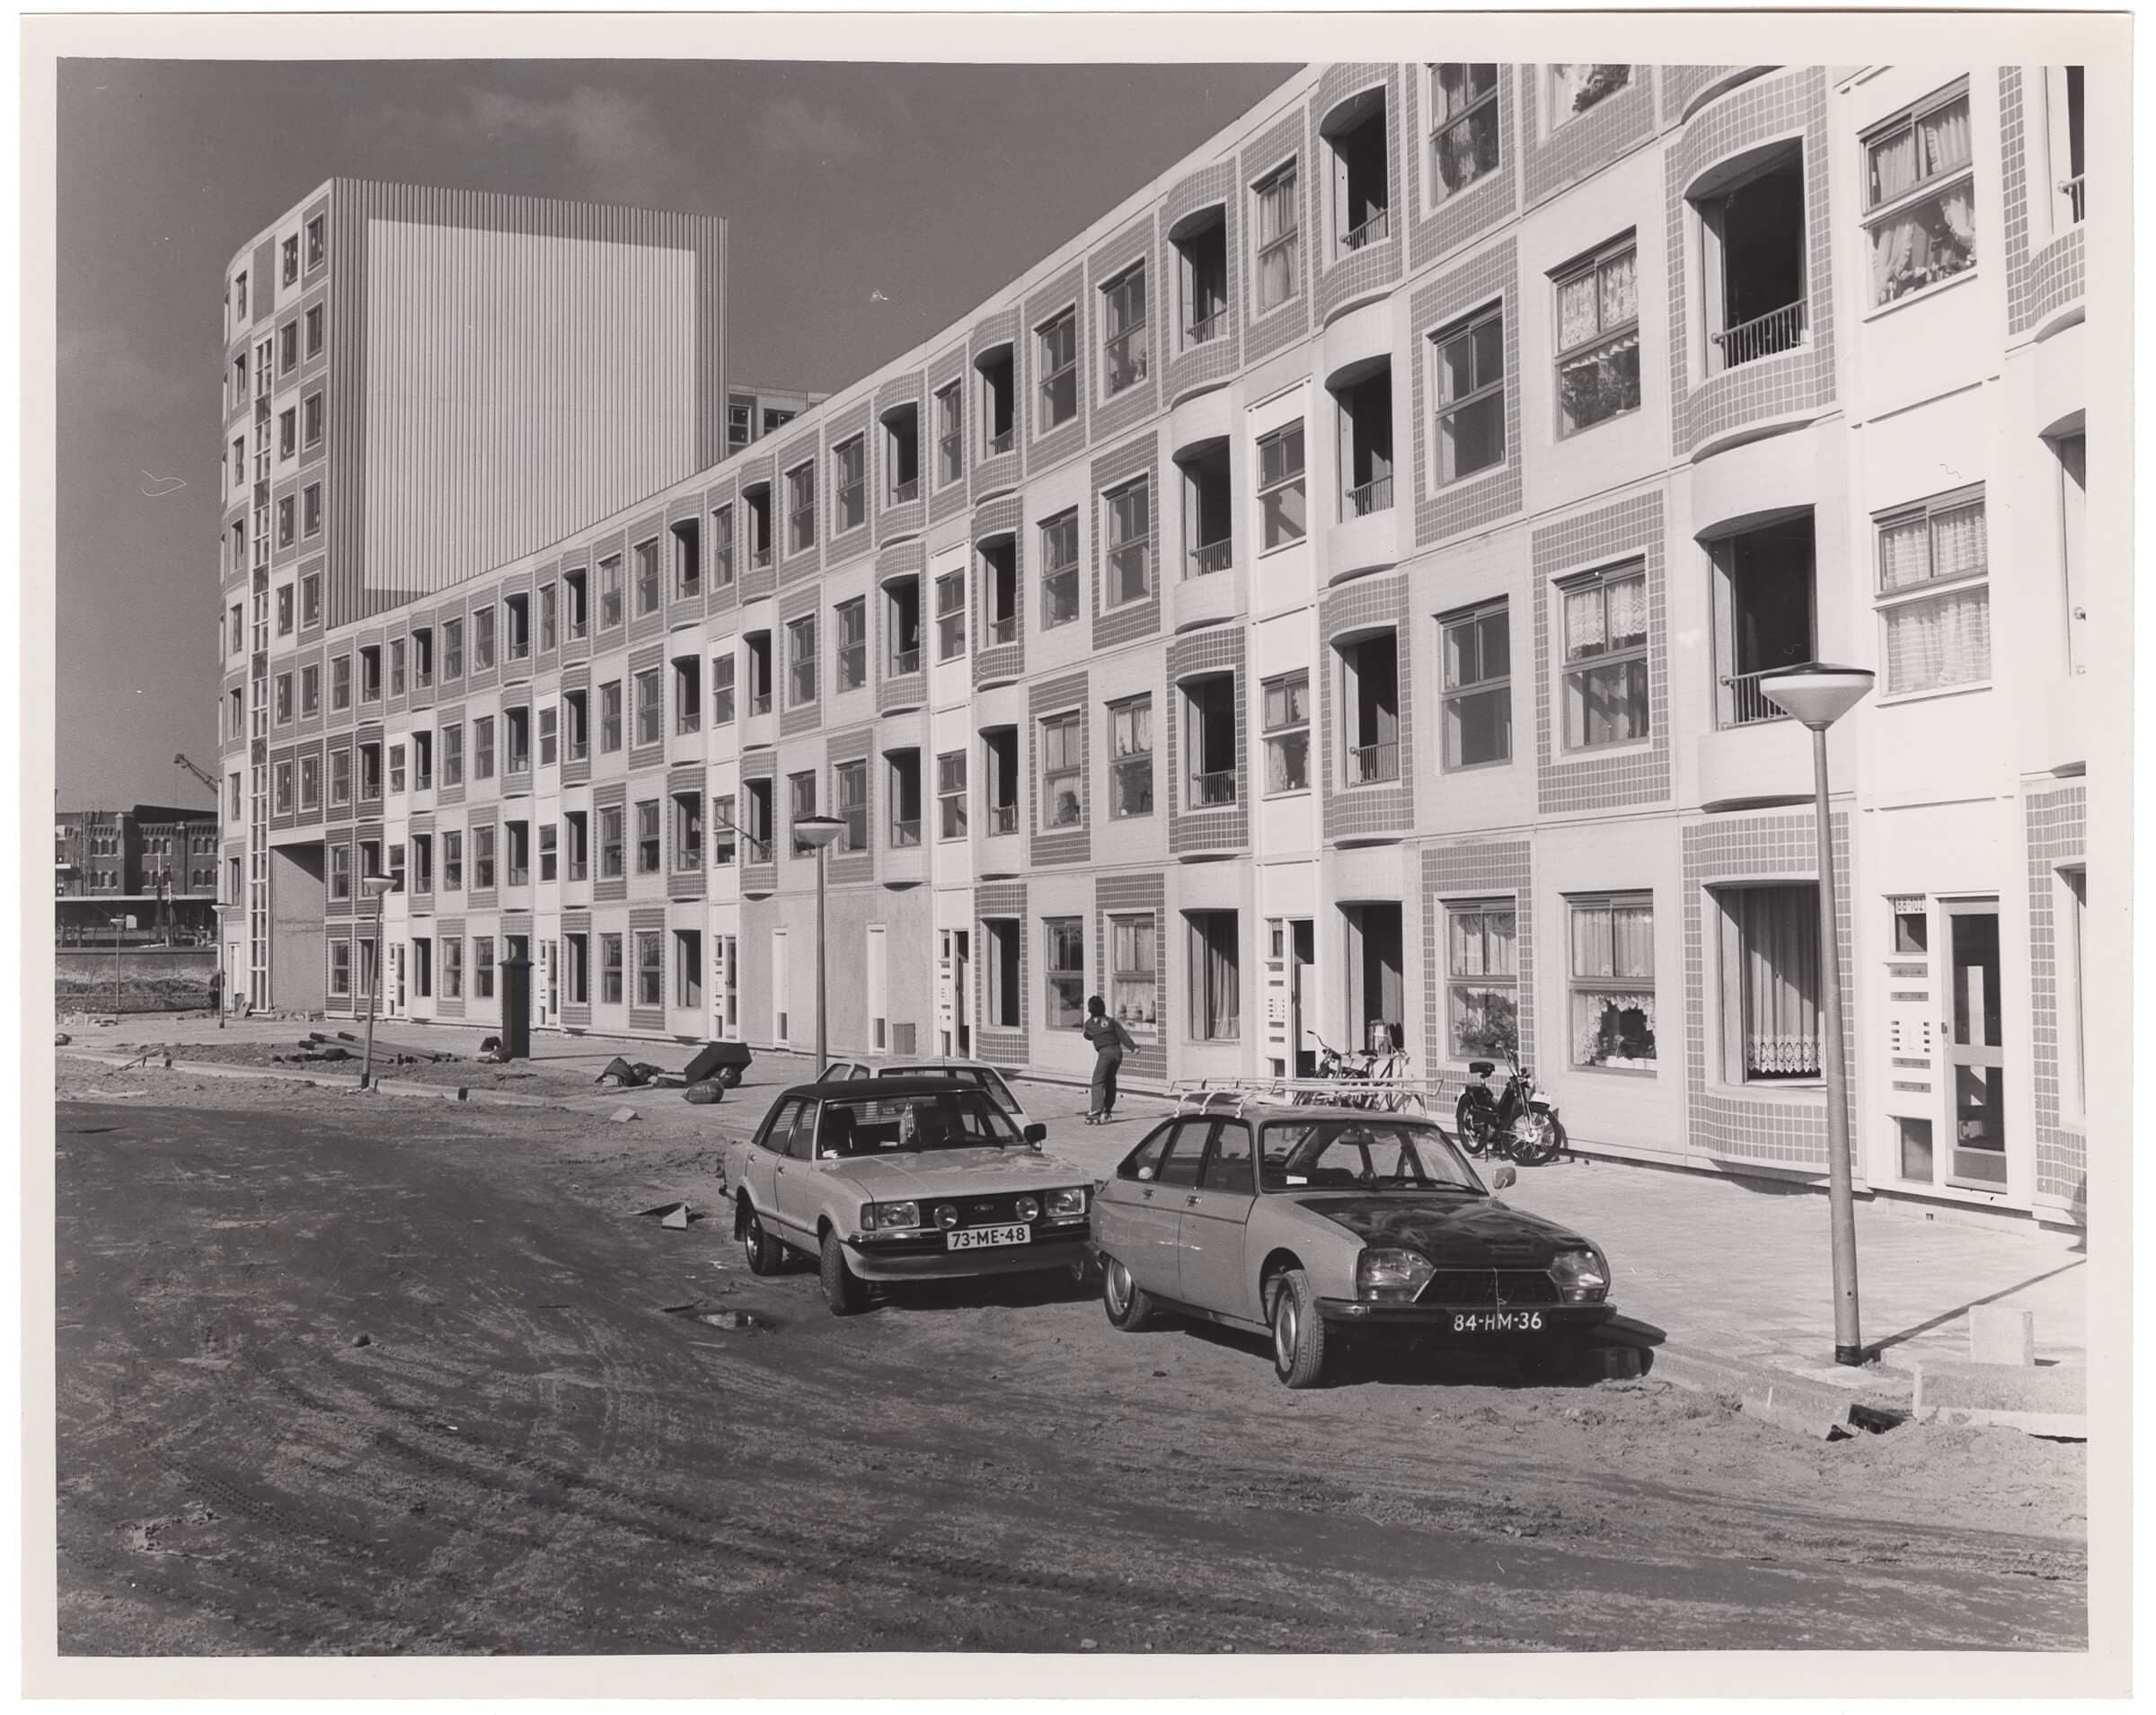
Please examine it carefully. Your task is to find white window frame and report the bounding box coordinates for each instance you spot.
[1256,420,1306,553]
[1100,262,1147,397]
[1441,599,1512,770]
[1040,509,1081,630]
[1252,161,1300,314]
[1109,694,1153,819]
[1102,477,1152,609]
[1429,303,1507,489]
[1874,485,1991,701]
[1568,892,1657,1071]
[1039,711,1083,831]
[1427,64,1501,207]
[1861,78,1977,310]
[1551,237,1641,438]
[1557,561,1650,753]
[1109,912,1159,1041]
[1036,306,1078,434]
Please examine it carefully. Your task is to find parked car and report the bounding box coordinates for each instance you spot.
[720,1076,1091,1315]
[813,1057,1032,1130]
[1089,1101,1614,1387]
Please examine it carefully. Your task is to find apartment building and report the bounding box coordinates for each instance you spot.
[56,805,220,942]
[216,64,2098,1232]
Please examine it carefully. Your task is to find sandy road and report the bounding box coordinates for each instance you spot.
[55,1095,2085,1655]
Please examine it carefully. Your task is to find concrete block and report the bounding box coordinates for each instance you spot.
[1913,1359,2087,1438]
[661,1206,691,1230]
[610,1105,639,1123]
[1967,1305,2036,1366]
[1738,1375,1859,1440]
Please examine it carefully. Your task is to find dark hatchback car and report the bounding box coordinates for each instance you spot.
[1090,1102,1614,1386]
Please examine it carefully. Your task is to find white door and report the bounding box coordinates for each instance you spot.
[866,924,888,1053]
[771,929,790,1045]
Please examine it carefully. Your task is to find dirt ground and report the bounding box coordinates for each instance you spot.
[52,1063,2085,1655]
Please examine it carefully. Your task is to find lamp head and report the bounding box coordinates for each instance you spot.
[1758,663,1875,730]
[794,815,847,852]
[360,875,399,899]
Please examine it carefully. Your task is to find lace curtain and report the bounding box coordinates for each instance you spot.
[1738,886,1820,1077]
[1884,586,1992,694]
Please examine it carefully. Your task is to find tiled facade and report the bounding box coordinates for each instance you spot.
[220,62,2100,1232]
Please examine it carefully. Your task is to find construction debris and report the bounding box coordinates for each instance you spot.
[661,1206,691,1230]
[610,1105,641,1125]
[53,1031,71,1047]
[682,1080,726,1106]
[637,1200,690,1222]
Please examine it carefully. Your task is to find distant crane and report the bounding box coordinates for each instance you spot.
[172,752,218,798]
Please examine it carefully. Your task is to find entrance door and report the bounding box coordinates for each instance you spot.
[953,930,972,1058]
[1289,919,1316,1077]
[1341,903,1403,1055]
[1944,902,2007,1189]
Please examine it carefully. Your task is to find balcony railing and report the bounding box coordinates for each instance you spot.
[1187,308,1227,347]
[1345,474,1393,517]
[2059,174,2087,224]
[1710,299,1806,371]
[1342,208,1391,252]
[748,691,772,717]
[1188,768,1238,808]
[988,614,1019,646]
[986,426,1015,457]
[989,802,1019,835]
[741,837,772,866]
[1188,537,1233,577]
[890,818,921,849]
[1720,666,1804,729]
[890,477,919,505]
[889,647,921,677]
[749,545,773,570]
[1347,739,1400,785]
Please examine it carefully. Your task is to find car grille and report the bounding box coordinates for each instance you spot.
[1417,1269,1561,1307]
[927,1193,1029,1229]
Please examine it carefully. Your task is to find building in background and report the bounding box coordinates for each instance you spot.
[57,804,220,943]
[216,64,2098,1233]
[727,383,832,457]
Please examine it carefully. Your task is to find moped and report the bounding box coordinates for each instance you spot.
[1453,1046,1564,1166]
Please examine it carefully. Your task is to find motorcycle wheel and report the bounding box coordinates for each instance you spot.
[1454,1094,1492,1156]
[1511,1112,1565,1167]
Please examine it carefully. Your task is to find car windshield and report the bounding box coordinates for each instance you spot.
[885,1065,1023,1118]
[1258,1119,1485,1194]
[817,1089,1023,1156]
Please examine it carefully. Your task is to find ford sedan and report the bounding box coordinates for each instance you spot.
[1090,1102,1614,1386]
[720,1077,1092,1315]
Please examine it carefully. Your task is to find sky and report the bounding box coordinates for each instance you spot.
[52,57,1295,809]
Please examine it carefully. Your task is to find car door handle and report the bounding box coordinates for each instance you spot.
[1185,1195,1202,1207]
[1139,1188,1154,1200]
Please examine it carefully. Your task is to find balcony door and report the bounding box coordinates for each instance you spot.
[1711,514,1816,726]
[1944,900,2007,1190]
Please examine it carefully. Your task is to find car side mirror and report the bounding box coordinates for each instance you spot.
[1492,1163,1517,1191]
[1135,1166,1154,1182]
[1022,1122,1047,1147]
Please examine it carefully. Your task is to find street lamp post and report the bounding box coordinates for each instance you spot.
[358,873,400,1090]
[791,815,848,1073]
[1758,663,1876,1367]
[108,915,127,1015]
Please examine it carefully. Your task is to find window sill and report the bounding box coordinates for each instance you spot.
[1442,755,1513,775]
[1261,786,1312,800]
[1430,459,1510,500]
[1711,1079,1825,1100]
[1875,677,1991,709]
[1572,1060,1658,1079]
[1860,264,1977,324]
[1250,294,1303,326]
[1556,737,1653,765]
[1554,402,1642,444]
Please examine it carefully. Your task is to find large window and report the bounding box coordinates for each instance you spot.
[1104,478,1152,607]
[1446,901,1517,1059]
[934,383,963,488]
[1546,65,1629,129]
[1431,305,1505,484]
[1863,82,1975,306]
[635,800,661,874]
[788,772,818,855]
[1570,894,1656,1069]
[711,652,736,726]
[935,570,967,660]
[1720,884,1821,1082]
[1101,263,1147,396]
[1039,712,1082,829]
[1442,601,1511,768]
[1253,162,1300,313]
[1109,913,1159,1040]
[834,437,865,533]
[634,667,662,747]
[1040,510,1081,629]
[787,614,817,707]
[835,597,867,692]
[1262,671,1311,793]
[598,806,623,880]
[1560,563,1649,750]
[1044,917,1086,1029]
[936,751,968,841]
[633,539,661,616]
[835,759,869,853]
[1187,910,1241,1040]
[984,920,1021,1029]
[1877,487,1989,697]
[475,938,499,1003]
[786,463,816,553]
[1109,695,1153,818]
[1258,421,1306,551]
[636,931,664,1008]
[1554,240,1639,436]
[600,933,623,1005]
[1037,307,1077,432]
[1428,64,1500,202]
[597,555,623,630]
[1183,675,1238,808]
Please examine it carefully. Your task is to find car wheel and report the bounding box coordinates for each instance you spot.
[1100,1256,1154,1331]
[1269,1269,1331,1389]
[741,1203,781,1276]
[819,1229,869,1316]
[1516,1331,1590,1385]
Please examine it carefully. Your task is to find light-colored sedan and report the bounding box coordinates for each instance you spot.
[1090,1102,1614,1387]
[721,1077,1091,1315]
[815,1057,1032,1130]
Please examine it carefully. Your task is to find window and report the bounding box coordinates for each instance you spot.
[984,921,1021,1029]
[441,721,464,787]
[506,819,529,886]
[1187,911,1241,1040]
[676,929,703,1011]
[744,779,774,862]
[728,398,753,452]
[280,320,300,376]
[981,539,1019,645]
[597,555,623,630]
[538,821,557,882]
[745,632,773,714]
[1180,443,1232,577]
[1257,422,1306,551]
[331,654,351,712]
[1037,307,1078,433]
[301,574,322,629]
[711,652,736,725]
[473,824,496,890]
[786,614,817,707]
[278,407,297,459]
[281,234,299,285]
[600,933,624,1005]
[410,832,432,893]
[1547,65,1629,128]
[1184,676,1237,808]
[1553,239,1639,436]
[744,486,773,567]
[786,463,816,553]
[1039,712,1082,829]
[634,667,662,747]
[1863,82,1975,306]
[1446,901,1517,1058]
[711,794,736,866]
[1569,894,1656,1069]
[835,598,867,691]
[303,391,323,447]
[358,645,381,703]
[441,829,463,892]
[442,617,464,682]
[2061,867,2087,1119]
[1442,602,1510,768]
[1877,489,1989,696]
[562,570,587,640]
[2046,66,2086,228]
[473,935,496,1002]
[300,665,321,718]
[330,747,351,806]
[674,791,702,870]
[1104,478,1152,607]
[1695,142,1807,369]
[934,384,963,488]
[1253,162,1300,312]
[1719,883,1821,1082]
[977,346,1015,456]
[277,497,295,549]
[598,806,623,880]
[565,810,589,880]
[788,771,819,855]
[1560,564,1649,749]
[1173,208,1228,347]
[1339,632,1400,784]
[671,520,700,600]
[233,271,247,318]
[1431,305,1505,484]
[599,680,623,752]
[1262,671,1311,793]
[273,672,294,725]
[764,407,795,434]
[473,606,495,671]
[1428,64,1500,202]
[884,406,918,506]
[983,727,1020,834]
[1333,364,1393,517]
[1101,263,1147,395]
[305,305,323,356]
[1110,914,1159,1039]
[2054,432,2087,675]
[935,570,967,660]
[937,750,968,841]
[887,751,921,846]
[1710,516,1816,726]
[1040,510,1081,628]
[535,703,556,767]
[306,214,325,268]
[1322,89,1390,254]
[635,800,661,873]
[711,505,735,588]
[835,760,869,852]
[834,437,865,533]
[277,587,295,637]
[632,538,660,616]
[1044,917,1086,1028]
[1109,696,1153,818]
[672,656,701,733]
[473,715,495,780]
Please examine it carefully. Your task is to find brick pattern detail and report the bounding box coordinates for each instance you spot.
[1409,239,1524,546]
[1165,626,1249,855]
[968,307,1024,503]
[972,494,1024,690]
[872,369,926,546]
[1405,64,1520,270]
[926,344,970,526]
[976,879,1029,1067]
[1160,160,1241,407]
[1531,489,1672,815]
[1024,262,1089,473]
[826,725,877,888]
[1311,64,1405,326]
[1095,871,1168,1083]
[1089,431,1162,654]
[2025,783,2086,1214]
[1026,670,1091,868]
[1522,65,1653,208]
[1087,213,1161,445]
[822,399,873,565]
[1238,108,1312,367]
[2000,66,2087,337]
[875,539,928,716]
[1660,66,1749,126]
[1680,810,1858,1171]
[1663,67,1835,456]
[1317,573,1415,841]
[1421,839,1534,1079]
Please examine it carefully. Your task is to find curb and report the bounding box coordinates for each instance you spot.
[1597,1322,1913,1438]
[61,1049,579,1116]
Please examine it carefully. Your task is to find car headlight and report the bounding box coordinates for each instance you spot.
[862,1200,920,1232]
[1014,1194,1041,1223]
[935,1204,959,1230]
[1356,1248,1436,1304]
[1046,1187,1088,1219]
[1550,1248,1610,1303]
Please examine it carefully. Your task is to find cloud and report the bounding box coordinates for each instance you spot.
[365,84,683,199]
[752,96,872,168]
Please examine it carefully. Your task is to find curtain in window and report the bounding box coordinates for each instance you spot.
[1600,249,1638,327]
[1878,513,1931,591]
[1604,575,1648,647]
[1190,915,1240,1039]
[1557,273,1600,349]
[1737,887,1820,1077]
[1884,586,1991,694]
[1563,585,1605,655]
[1868,127,1919,206]
[1921,99,1972,177]
[1931,498,1986,579]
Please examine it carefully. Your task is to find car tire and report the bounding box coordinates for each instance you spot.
[819,1229,869,1316]
[1100,1256,1154,1331]
[1516,1331,1591,1385]
[741,1203,781,1276]
[1269,1269,1331,1389]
